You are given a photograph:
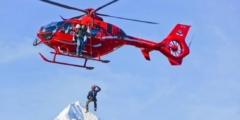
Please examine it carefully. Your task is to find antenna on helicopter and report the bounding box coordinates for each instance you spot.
[188,34,194,48]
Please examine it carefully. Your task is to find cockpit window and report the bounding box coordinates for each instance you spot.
[39,21,64,40]
[88,28,99,38]
[59,22,74,34]
[41,21,64,33]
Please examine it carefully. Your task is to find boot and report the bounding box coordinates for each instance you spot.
[94,108,97,111]
[85,109,89,113]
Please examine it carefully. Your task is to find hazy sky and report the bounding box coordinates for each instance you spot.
[0,0,240,120]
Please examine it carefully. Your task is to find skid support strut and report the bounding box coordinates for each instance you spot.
[39,53,94,70]
[39,49,110,70]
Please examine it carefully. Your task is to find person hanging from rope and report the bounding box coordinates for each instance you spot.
[72,24,88,57]
[85,85,101,113]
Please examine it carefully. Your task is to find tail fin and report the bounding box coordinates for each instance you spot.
[157,24,191,65]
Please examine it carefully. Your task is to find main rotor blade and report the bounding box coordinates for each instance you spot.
[40,0,88,14]
[93,0,118,13]
[96,13,159,24]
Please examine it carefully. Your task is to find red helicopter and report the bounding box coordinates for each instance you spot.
[34,0,191,70]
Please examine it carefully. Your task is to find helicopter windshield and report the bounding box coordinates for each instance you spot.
[41,21,64,33]
[39,21,64,40]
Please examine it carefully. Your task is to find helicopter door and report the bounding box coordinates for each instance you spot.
[55,22,74,42]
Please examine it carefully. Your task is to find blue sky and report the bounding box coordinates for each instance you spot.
[0,0,240,120]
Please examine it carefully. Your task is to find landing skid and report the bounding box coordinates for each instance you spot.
[50,52,110,63]
[39,52,110,70]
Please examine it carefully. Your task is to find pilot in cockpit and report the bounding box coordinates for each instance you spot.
[64,26,73,34]
[60,23,73,34]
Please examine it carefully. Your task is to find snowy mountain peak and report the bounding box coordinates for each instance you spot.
[54,101,99,120]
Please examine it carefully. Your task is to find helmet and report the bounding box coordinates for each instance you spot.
[91,85,96,89]
[76,24,81,29]
[81,25,87,30]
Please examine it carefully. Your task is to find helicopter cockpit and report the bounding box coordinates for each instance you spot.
[39,20,103,42]
[39,21,64,40]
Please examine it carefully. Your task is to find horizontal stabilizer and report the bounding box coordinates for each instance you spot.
[168,58,183,65]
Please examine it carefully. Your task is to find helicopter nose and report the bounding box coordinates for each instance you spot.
[33,35,40,46]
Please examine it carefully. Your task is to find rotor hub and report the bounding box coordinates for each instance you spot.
[170,45,178,52]
[169,40,182,57]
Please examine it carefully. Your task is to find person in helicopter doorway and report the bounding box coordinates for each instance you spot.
[85,85,101,113]
[73,24,88,57]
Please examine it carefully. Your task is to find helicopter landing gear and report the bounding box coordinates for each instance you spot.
[39,47,110,70]
[49,52,110,63]
[101,60,110,63]
[39,53,95,70]
[86,67,94,70]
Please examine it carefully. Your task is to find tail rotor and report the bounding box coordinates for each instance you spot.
[169,40,182,57]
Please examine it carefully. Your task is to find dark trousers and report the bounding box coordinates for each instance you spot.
[85,99,97,110]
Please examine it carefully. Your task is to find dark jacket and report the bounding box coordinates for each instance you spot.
[74,26,87,40]
[87,86,101,101]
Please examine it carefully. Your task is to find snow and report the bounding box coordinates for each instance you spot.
[54,101,99,120]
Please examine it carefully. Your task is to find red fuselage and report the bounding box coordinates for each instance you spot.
[36,0,191,69]
[37,16,157,57]
[37,15,190,66]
